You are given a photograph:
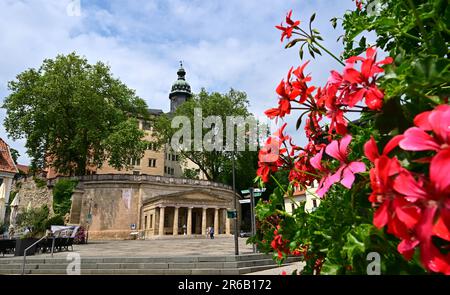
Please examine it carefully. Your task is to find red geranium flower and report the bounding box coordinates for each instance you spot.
[275,10,300,42]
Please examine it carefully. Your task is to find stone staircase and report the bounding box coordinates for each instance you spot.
[0,254,299,275]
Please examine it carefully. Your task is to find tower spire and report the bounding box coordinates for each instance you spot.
[169,61,191,112]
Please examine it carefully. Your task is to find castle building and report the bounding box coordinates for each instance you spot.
[95,62,206,180]
[43,63,237,239]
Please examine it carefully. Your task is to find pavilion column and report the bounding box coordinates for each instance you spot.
[173,206,179,235]
[158,206,165,236]
[187,207,193,235]
[214,208,219,235]
[201,207,207,236]
[225,208,231,235]
[152,212,156,235]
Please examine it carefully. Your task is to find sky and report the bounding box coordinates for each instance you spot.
[0,0,356,165]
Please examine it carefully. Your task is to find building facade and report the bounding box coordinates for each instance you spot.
[45,64,237,239]
[0,138,18,224]
[95,63,206,179]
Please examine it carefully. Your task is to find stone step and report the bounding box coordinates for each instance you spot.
[0,253,274,264]
[0,263,285,275]
[0,257,295,271]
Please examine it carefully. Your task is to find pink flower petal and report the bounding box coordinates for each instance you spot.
[310,148,324,170]
[339,135,352,156]
[399,127,440,152]
[428,104,450,145]
[429,149,450,195]
[414,110,432,130]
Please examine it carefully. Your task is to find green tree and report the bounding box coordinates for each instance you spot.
[10,148,19,164]
[3,52,148,176]
[52,179,78,216]
[154,88,256,182]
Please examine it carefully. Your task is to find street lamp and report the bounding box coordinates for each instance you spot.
[231,151,239,256]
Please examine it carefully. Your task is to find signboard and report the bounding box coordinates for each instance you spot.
[241,188,266,195]
[239,199,251,204]
[227,209,237,219]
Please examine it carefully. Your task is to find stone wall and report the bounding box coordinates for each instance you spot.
[49,174,239,240]
[14,177,54,215]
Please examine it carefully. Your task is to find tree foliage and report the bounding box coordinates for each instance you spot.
[3,52,148,176]
[52,179,78,216]
[154,88,253,182]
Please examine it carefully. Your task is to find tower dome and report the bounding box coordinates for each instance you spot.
[169,61,192,112]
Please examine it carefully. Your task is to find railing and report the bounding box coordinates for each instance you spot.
[47,174,233,190]
[21,229,65,275]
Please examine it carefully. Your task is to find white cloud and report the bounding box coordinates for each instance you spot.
[0,0,355,164]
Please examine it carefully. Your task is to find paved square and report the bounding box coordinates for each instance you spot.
[34,236,254,258]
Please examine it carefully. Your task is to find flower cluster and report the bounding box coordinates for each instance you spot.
[271,225,291,259]
[256,8,449,275]
[365,105,450,274]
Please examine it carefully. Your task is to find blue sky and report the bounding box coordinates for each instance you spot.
[0,0,356,165]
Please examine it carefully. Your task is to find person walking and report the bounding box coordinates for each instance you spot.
[209,226,214,239]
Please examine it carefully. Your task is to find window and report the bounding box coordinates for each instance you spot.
[147,142,158,151]
[176,155,179,161]
[291,203,295,212]
[171,168,174,175]
[312,199,318,208]
[129,158,140,166]
[144,216,148,229]
[164,166,167,174]
[172,154,176,161]
[150,215,153,228]
[142,121,152,131]
[148,158,156,167]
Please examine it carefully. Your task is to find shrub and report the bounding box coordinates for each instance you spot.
[16,205,50,238]
[44,214,65,229]
[33,176,47,188]
[53,179,78,216]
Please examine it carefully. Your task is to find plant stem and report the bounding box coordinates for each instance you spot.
[406,0,429,46]
[314,41,345,66]
[271,175,287,194]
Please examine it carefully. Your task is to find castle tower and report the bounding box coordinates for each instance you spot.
[169,61,192,112]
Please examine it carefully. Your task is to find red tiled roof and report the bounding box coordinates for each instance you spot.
[0,138,18,174]
[16,164,29,174]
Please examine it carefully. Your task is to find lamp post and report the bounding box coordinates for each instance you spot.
[231,151,239,256]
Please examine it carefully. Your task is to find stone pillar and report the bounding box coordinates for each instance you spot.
[158,206,165,236]
[201,207,207,236]
[214,208,219,236]
[187,207,192,235]
[225,208,231,235]
[152,211,156,230]
[173,206,179,235]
